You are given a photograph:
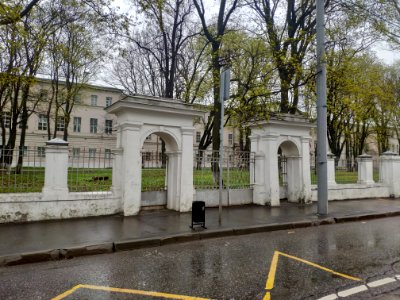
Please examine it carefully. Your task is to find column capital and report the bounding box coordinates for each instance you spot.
[181,126,194,135]
[120,121,143,131]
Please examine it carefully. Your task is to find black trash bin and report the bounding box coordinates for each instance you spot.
[190,201,206,229]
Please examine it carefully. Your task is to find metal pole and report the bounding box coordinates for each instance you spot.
[219,69,230,225]
[316,0,328,215]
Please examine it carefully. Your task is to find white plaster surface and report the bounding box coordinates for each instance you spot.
[0,192,121,223]
[311,184,390,201]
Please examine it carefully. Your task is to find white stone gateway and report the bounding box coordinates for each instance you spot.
[106,95,204,216]
[249,114,314,206]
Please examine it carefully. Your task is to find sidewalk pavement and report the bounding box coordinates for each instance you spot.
[1,198,400,266]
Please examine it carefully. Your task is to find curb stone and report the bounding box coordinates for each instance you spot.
[59,243,114,259]
[114,237,161,251]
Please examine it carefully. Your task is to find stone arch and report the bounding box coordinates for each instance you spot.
[249,115,313,207]
[277,139,302,202]
[278,139,300,157]
[140,128,180,152]
[106,95,204,216]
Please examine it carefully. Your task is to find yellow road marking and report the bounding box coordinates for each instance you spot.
[264,251,362,299]
[52,284,83,300]
[52,283,211,300]
[265,251,279,290]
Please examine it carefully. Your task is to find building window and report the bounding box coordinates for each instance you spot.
[89,148,96,158]
[196,131,201,143]
[105,149,111,159]
[91,95,98,106]
[72,148,80,158]
[74,94,81,104]
[38,114,47,131]
[228,133,233,145]
[73,117,81,133]
[105,120,113,134]
[19,146,28,157]
[37,147,45,158]
[2,112,11,128]
[90,118,97,133]
[106,97,112,107]
[56,116,65,132]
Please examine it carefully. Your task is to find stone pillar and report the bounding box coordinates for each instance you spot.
[253,152,266,205]
[264,134,280,206]
[42,138,69,200]
[111,148,123,199]
[120,122,143,216]
[327,153,336,186]
[179,127,195,212]
[286,156,302,202]
[380,151,400,197]
[166,151,181,211]
[249,135,259,186]
[301,137,312,202]
[357,154,374,185]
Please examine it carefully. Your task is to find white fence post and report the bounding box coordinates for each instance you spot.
[42,138,69,200]
[357,154,374,184]
[327,153,336,186]
[380,151,400,197]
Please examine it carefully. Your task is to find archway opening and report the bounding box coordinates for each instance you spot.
[140,131,179,209]
[277,140,301,202]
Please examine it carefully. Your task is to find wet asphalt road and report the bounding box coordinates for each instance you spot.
[0,216,400,300]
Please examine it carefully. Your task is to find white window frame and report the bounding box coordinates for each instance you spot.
[90,118,97,134]
[38,114,47,131]
[106,97,112,107]
[105,120,113,134]
[56,116,65,132]
[89,148,96,158]
[72,148,80,158]
[91,95,98,106]
[196,131,201,143]
[37,147,45,158]
[228,133,233,146]
[73,117,81,133]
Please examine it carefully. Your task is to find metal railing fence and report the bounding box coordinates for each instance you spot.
[278,155,287,186]
[141,151,168,191]
[310,157,380,185]
[0,147,45,193]
[68,148,113,195]
[193,150,255,189]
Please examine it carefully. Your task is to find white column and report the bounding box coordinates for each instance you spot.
[120,122,143,216]
[380,151,400,197]
[301,137,312,202]
[264,134,280,206]
[327,153,336,186]
[253,152,266,205]
[42,138,69,200]
[166,151,181,211]
[249,135,258,185]
[287,156,302,202]
[179,127,195,212]
[111,147,123,199]
[357,154,374,185]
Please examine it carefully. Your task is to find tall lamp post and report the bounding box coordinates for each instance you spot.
[219,68,230,225]
[316,0,328,215]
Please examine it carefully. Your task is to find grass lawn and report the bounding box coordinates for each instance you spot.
[310,170,380,184]
[1,167,380,193]
[0,167,252,193]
